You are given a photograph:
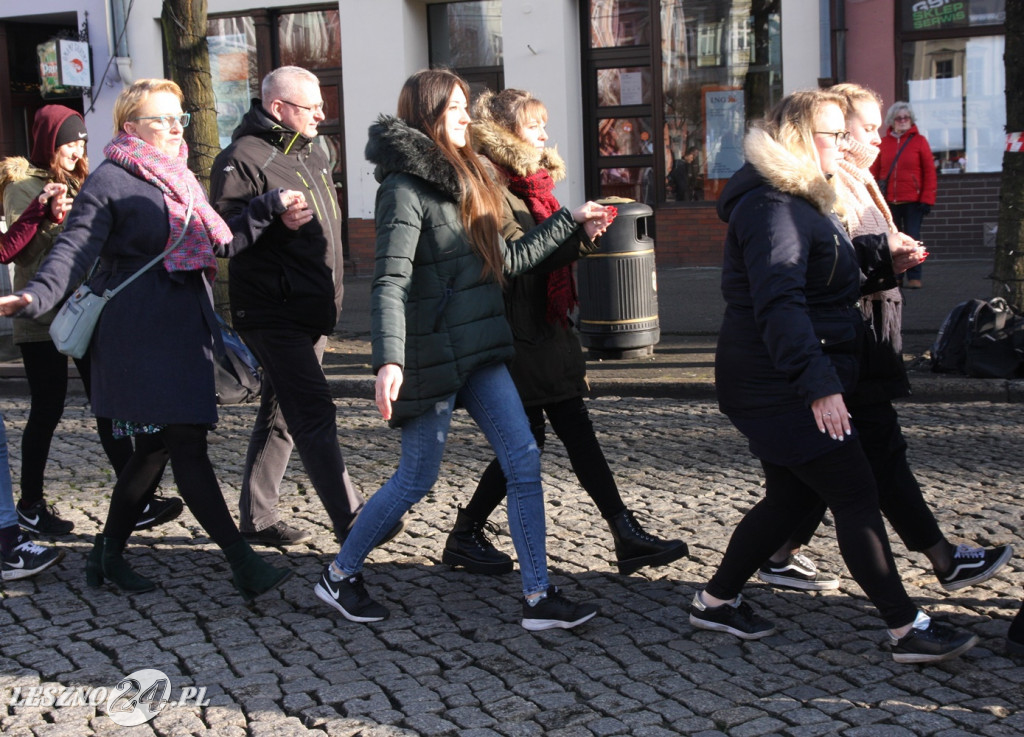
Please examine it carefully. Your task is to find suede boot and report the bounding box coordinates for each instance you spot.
[100,535,156,593]
[223,539,292,602]
[442,506,514,575]
[606,509,689,575]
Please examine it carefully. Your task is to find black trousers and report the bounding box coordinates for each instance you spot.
[103,424,239,547]
[786,399,944,554]
[706,438,919,629]
[237,328,364,535]
[465,395,627,521]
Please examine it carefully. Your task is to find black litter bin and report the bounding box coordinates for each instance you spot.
[576,200,659,358]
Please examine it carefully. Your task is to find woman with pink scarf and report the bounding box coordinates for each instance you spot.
[0,79,305,601]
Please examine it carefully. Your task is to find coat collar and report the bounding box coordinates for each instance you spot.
[364,115,464,200]
[742,127,836,215]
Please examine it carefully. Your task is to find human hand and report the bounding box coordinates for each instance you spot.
[810,394,851,441]
[887,231,927,274]
[0,292,33,317]
[572,202,617,239]
[279,189,313,230]
[375,363,404,421]
[42,183,71,222]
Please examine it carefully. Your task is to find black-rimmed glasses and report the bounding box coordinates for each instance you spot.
[132,113,191,130]
[279,99,324,114]
[814,130,850,146]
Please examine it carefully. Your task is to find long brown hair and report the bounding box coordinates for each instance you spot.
[48,148,88,190]
[397,69,506,285]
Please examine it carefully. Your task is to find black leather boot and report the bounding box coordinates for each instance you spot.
[85,533,104,588]
[606,509,689,575]
[100,535,157,593]
[442,506,514,575]
[224,539,292,602]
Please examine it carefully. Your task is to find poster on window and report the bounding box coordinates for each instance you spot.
[703,88,745,181]
[207,34,251,149]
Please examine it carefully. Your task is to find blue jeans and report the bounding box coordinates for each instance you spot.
[0,416,17,530]
[335,363,549,597]
[890,202,928,281]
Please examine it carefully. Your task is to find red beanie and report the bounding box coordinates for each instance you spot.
[29,105,86,168]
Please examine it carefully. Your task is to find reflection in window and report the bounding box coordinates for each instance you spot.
[429,1,503,68]
[597,67,653,106]
[207,17,258,149]
[278,10,341,69]
[598,118,653,157]
[599,166,656,205]
[591,0,652,47]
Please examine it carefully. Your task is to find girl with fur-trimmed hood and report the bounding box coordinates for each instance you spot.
[693,89,976,664]
[440,88,688,578]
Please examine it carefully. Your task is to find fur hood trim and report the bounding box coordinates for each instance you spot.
[743,127,836,215]
[365,115,462,200]
[470,101,566,180]
[0,157,45,201]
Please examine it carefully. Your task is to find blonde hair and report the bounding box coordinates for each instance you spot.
[113,79,184,134]
[475,88,548,138]
[829,83,883,122]
[758,89,848,170]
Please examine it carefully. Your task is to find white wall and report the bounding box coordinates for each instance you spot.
[780,0,824,94]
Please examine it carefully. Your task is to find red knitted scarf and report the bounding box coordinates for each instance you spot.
[504,168,577,327]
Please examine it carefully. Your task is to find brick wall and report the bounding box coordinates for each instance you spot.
[346,219,376,276]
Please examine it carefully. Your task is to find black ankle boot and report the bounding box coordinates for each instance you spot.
[606,509,689,575]
[223,539,292,602]
[100,535,156,593]
[85,534,104,588]
[442,506,514,575]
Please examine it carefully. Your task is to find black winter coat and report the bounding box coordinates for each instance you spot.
[365,116,588,426]
[210,102,344,335]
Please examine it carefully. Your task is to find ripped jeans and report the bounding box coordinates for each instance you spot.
[333,362,549,597]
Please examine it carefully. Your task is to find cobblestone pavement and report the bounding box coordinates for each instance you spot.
[1,397,1022,736]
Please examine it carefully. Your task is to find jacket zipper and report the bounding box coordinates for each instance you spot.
[826,234,839,286]
[434,277,456,331]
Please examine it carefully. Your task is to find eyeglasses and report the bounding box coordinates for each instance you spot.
[279,99,324,114]
[814,130,851,146]
[131,113,190,130]
[893,115,912,122]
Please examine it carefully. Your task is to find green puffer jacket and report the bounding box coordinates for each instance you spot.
[366,115,589,426]
[0,159,75,344]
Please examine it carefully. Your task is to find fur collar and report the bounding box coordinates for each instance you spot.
[470,116,566,181]
[0,157,46,200]
[743,127,836,215]
[364,115,462,200]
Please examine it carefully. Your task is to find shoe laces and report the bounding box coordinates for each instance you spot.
[790,553,818,572]
[622,509,660,542]
[951,543,985,561]
[14,538,49,556]
[470,519,503,547]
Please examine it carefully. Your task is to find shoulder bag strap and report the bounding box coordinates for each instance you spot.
[882,133,915,183]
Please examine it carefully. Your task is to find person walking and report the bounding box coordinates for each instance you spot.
[869,101,935,289]
[442,88,687,577]
[757,83,1011,594]
[0,105,180,537]
[691,89,977,664]
[314,69,612,630]
[0,79,296,601]
[210,66,381,548]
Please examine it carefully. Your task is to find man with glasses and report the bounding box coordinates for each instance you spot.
[211,66,392,548]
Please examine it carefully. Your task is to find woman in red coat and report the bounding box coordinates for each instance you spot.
[870,102,936,288]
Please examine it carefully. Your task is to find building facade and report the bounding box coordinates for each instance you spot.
[0,0,1007,268]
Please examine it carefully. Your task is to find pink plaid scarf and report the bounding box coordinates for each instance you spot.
[104,132,231,279]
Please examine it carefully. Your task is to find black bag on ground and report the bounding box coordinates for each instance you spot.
[215,314,262,404]
[931,297,1023,378]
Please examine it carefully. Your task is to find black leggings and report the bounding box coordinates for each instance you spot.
[102,424,240,548]
[18,341,133,504]
[465,395,627,522]
[706,438,918,629]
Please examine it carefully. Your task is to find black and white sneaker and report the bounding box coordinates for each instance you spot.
[887,610,978,664]
[2,534,65,581]
[314,566,389,622]
[521,586,598,631]
[757,553,839,591]
[937,543,1013,591]
[689,591,777,640]
[134,496,184,531]
[17,500,74,535]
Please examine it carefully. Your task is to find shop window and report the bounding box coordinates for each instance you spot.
[428,0,504,98]
[584,1,782,206]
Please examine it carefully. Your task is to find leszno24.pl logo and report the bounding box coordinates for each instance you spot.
[8,668,209,726]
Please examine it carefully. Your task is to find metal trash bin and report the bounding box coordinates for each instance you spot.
[576,200,659,358]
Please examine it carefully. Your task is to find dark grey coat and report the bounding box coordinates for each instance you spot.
[19,160,283,425]
[365,115,587,426]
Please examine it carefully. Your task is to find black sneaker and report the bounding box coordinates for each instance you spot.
[134,496,184,531]
[689,591,777,640]
[757,553,839,591]
[887,611,978,664]
[937,543,1013,591]
[242,521,312,547]
[314,566,389,622]
[521,586,599,631]
[2,533,65,581]
[17,500,74,535]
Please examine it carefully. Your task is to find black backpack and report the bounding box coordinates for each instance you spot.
[214,315,263,404]
[931,297,1023,378]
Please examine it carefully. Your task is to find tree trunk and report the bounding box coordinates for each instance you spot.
[161,0,231,320]
[992,2,1024,309]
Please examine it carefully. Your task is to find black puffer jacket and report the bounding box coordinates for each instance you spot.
[210,101,343,335]
[366,115,587,426]
[715,127,893,419]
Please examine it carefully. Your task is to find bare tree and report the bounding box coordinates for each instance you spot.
[992,2,1024,309]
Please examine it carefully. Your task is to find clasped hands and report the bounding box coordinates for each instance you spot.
[571,202,617,240]
[278,190,314,230]
[887,231,928,275]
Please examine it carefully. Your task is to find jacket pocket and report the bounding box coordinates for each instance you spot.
[433,276,455,331]
[811,313,860,355]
